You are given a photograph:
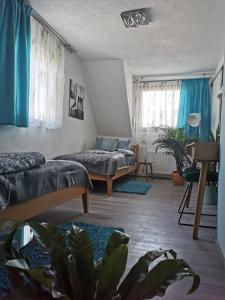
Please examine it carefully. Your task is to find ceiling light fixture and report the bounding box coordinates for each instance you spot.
[121,8,150,28]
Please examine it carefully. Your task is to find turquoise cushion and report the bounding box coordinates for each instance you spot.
[207,170,218,182]
[117,138,131,150]
[95,137,103,149]
[183,168,200,181]
[183,167,218,182]
[100,138,118,152]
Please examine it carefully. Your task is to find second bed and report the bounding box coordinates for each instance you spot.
[54,144,139,196]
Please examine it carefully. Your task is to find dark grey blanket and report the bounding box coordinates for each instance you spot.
[54,149,136,176]
[0,160,92,210]
[0,152,45,175]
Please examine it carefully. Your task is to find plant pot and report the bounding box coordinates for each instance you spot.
[171,171,185,186]
[204,186,218,205]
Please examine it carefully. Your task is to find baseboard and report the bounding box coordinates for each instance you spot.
[137,169,171,178]
[153,173,171,179]
[215,238,225,268]
[131,174,171,180]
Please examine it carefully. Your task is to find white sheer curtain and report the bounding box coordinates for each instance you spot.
[29,17,65,129]
[132,80,181,160]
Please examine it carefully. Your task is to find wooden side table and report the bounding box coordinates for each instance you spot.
[139,161,154,181]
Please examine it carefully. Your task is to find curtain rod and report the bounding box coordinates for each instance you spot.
[31,8,77,54]
[133,71,213,83]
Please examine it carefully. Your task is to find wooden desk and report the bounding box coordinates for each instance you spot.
[186,142,219,239]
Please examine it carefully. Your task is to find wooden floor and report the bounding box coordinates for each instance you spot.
[34,178,225,300]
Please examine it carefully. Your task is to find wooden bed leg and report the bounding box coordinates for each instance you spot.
[134,165,138,179]
[82,189,89,213]
[107,179,113,196]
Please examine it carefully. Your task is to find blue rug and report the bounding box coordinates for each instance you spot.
[113,179,152,195]
[0,222,123,298]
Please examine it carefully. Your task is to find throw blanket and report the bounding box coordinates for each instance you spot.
[0,160,92,211]
[0,152,45,175]
[54,149,136,176]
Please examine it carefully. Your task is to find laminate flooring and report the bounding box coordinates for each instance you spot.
[34,178,225,300]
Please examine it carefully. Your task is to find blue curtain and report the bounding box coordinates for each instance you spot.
[0,0,31,127]
[177,78,211,140]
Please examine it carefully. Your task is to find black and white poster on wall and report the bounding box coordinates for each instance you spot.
[68,79,84,120]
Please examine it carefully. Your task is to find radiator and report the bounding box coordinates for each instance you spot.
[151,152,176,175]
[139,152,176,176]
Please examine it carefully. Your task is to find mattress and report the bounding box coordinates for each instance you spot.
[0,160,92,210]
[54,149,136,176]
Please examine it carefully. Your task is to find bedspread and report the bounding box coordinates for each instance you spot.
[54,149,136,176]
[0,160,92,210]
[0,152,45,175]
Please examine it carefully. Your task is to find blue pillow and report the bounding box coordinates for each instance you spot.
[117,138,131,150]
[95,137,103,149]
[100,138,118,152]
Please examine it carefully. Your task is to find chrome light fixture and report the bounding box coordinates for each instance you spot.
[187,113,201,128]
[187,113,202,137]
[121,8,150,28]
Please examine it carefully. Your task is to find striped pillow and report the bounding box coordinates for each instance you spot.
[100,138,118,152]
[117,138,131,150]
[95,137,103,149]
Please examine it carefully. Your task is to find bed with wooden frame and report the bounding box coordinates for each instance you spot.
[0,187,89,222]
[89,144,139,196]
[0,157,92,222]
[54,144,139,196]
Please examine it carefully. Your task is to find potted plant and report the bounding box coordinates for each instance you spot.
[1,221,200,300]
[153,127,192,185]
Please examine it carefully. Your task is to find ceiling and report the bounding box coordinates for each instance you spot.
[30,0,225,75]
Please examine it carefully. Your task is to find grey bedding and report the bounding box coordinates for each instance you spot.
[0,160,92,211]
[54,149,136,176]
[0,152,45,175]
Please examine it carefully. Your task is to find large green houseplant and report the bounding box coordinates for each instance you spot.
[1,221,200,300]
[153,127,193,185]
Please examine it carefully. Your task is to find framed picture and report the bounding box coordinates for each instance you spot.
[68,79,84,120]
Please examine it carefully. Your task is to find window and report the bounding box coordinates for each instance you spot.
[29,17,65,129]
[133,80,181,160]
[140,81,181,129]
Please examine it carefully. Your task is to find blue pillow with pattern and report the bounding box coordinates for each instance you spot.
[95,137,103,149]
[100,138,118,152]
[117,138,131,150]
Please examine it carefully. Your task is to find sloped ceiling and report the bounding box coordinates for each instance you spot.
[30,0,225,75]
[82,60,132,137]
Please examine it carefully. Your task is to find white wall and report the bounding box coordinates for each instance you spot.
[82,59,132,137]
[217,57,225,258]
[0,52,97,158]
[211,69,222,137]
[123,62,133,125]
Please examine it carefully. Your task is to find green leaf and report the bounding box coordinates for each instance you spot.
[104,231,129,257]
[126,259,200,300]
[27,268,55,290]
[5,258,29,270]
[3,222,22,257]
[67,226,95,300]
[118,249,177,300]
[4,286,53,300]
[6,259,60,297]
[66,254,83,300]
[26,268,66,299]
[96,244,128,300]
[27,222,72,296]
[28,222,66,252]
[95,231,129,300]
